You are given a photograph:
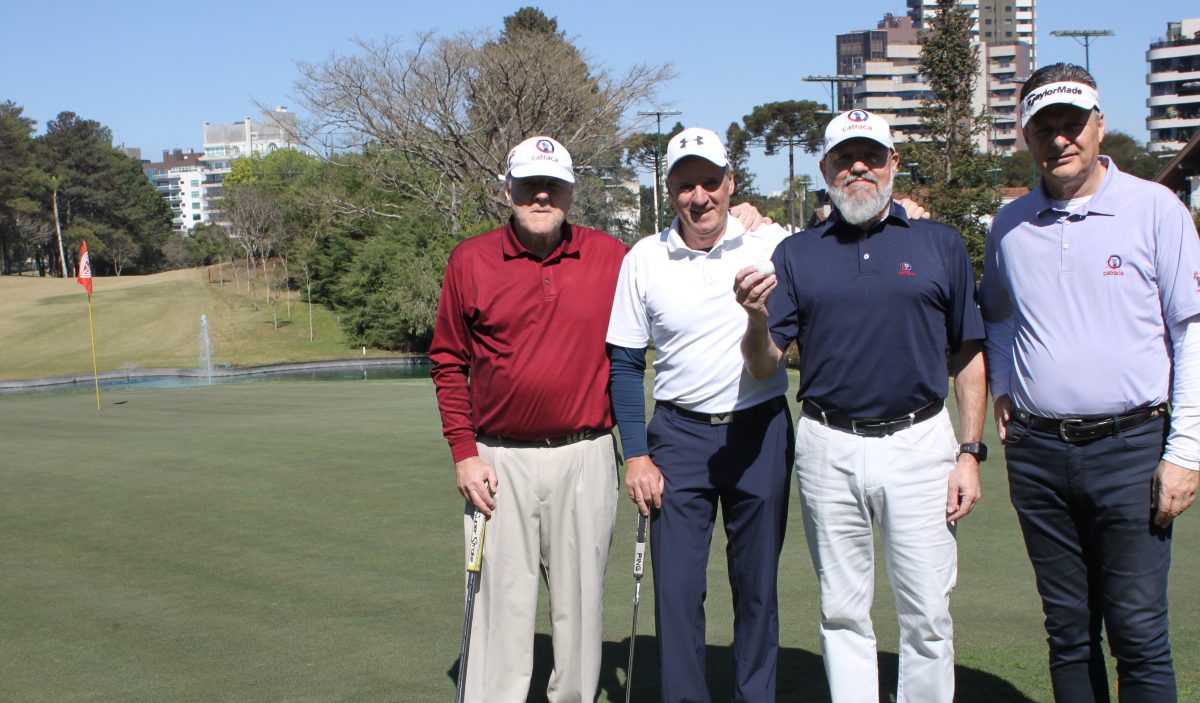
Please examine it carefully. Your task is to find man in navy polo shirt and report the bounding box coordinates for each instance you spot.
[737,110,987,703]
[980,63,1200,701]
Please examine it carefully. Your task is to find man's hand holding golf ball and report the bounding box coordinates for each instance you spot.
[734,259,778,323]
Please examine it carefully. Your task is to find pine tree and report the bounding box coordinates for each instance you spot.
[910,0,1000,271]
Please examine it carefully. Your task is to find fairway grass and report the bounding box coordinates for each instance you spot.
[0,267,399,381]
[1,381,1196,702]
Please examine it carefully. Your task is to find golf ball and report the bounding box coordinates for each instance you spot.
[755,260,775,276]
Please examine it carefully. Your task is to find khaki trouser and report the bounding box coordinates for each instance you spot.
[461,433,618,703]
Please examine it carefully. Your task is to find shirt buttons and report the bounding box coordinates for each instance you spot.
[1062,243,1069,250]
[543,279,551,285]
[863,253,871,260]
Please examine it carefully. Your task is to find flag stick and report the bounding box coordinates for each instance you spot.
[85,293,100,409]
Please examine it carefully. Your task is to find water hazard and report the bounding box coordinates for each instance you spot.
[0,359,430,397]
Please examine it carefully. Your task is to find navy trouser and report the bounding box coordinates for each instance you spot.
[1004,413,1176,702]
[647,398,794,703]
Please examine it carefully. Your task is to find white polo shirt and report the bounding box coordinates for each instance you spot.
[606,216,790,414]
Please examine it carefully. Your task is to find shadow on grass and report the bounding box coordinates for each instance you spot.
[604,636,1036,702]
[452,634,1035,702]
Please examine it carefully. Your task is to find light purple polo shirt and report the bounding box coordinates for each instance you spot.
[980,157,1200,417]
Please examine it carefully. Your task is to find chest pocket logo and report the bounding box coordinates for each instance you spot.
[898,261,916,277]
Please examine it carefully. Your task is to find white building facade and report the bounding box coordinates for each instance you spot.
[1147,18,1200,152]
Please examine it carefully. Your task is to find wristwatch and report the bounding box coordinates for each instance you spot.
[957,442,988,462]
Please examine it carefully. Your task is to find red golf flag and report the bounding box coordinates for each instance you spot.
[76,241,93,295]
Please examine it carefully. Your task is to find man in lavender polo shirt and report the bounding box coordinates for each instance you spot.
[980,63,1200,701]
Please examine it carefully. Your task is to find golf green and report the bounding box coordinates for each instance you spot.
[0,380,1195,701]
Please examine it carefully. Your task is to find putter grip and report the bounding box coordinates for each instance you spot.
[632,514,647,578]
[466,510,487,573]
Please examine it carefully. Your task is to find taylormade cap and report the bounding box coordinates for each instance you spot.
[505,136,575,183]
[666,127,729,176]
[1020,81,1101,128]
[822,109,894,155]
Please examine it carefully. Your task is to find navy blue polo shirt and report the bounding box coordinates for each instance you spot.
[768,201,985,418]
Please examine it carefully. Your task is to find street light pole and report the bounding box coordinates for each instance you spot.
[1049,29,1114,73]
[637,109,682,231]
[802,74,860,114]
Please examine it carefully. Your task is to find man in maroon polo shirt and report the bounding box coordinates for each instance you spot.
[430,136,627,702]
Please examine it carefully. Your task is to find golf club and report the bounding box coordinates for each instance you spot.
[625,511,648,703]
[455,506,488,703]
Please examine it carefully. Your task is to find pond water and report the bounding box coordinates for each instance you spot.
[0,360,430,397]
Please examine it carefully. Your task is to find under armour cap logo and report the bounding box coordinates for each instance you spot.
[679,135,704,149]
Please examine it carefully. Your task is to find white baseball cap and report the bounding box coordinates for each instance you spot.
[505,136,575,183]
[822,110,894,156]
[666,127,729,176]
[1020,81,1101,128]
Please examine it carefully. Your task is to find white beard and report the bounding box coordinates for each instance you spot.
[828,174,893,226]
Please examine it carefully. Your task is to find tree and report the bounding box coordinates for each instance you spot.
[999,149,1037,188]
[910,0,1000,270]
[34,112,171,276]
[624,122,684,232]
[221,183,283,324]
[1101,130,1162,180]
[736,101,828,230]
[292,9,672,229]
[0,102,50,275]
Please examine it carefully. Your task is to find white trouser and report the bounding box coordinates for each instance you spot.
[461,433,618,703]
[794,409,958,703]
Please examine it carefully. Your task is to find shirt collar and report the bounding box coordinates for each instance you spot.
[663,214,747,257]
[1033,155,1119,218]
[821,200,910,237]
[501,219,581,260]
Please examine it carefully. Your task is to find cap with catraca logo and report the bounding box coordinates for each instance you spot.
[505,136,575,183]
[822,110,894,156]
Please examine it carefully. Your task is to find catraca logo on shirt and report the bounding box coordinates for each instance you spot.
[1193,272,1200,291]
[1103,254,1124,276]
[898,261,916,277]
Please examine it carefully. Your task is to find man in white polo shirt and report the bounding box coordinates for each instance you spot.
[606,127,794,702]
[980,62,1200,701]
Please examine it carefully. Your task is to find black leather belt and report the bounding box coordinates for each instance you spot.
[1012,404,1168,443]
[801,398,944,438]
[480,428,608,448]
[658,396,787,426]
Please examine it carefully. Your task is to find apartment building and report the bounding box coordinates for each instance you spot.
[200,107,300,223]
[1147,17,1200,152]
[837,10,1031,153]
[908,0,1036,62]
[143,148,206,232]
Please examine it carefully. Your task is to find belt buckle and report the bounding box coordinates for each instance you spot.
[1058,420,1080,443]
[1058,418,1103,443]
[710,412,733,426]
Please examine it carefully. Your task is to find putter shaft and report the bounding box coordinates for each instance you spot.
[456,508,487,703]
[625,513,648,703]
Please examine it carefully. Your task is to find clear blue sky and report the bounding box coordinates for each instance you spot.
[3,0,1195,193]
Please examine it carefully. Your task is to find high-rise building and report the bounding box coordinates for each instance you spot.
[837,10,1031,154]
[1146,17,1200,152]
[908,0,1036,63]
